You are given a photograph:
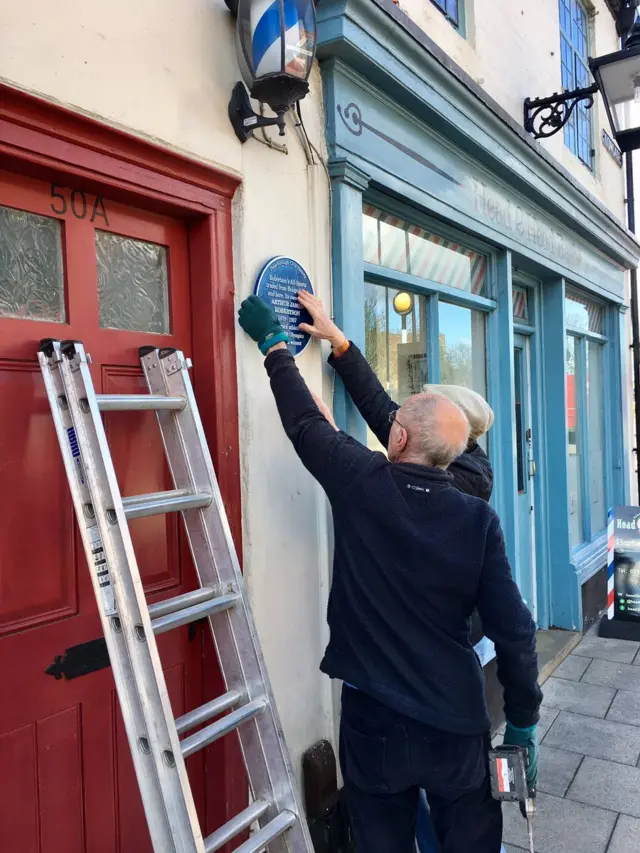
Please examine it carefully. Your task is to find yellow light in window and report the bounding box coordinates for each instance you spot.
[393,291,413,316]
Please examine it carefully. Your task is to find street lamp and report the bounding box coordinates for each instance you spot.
[522,8,640,516]
[228,0,317,143]
[590,21,640,153]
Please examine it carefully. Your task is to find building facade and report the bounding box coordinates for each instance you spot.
[0,2,333,848]
[1,0,639,849]
[318,0,640,650]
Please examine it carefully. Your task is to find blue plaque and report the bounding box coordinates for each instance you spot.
[254,256,314,357]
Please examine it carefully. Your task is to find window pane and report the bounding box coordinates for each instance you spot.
[363,282,429,450]
[514,347,526,494]
[565,291,604,334]
[512,286,530,323]
[380,218,408,273]
[363,206,487,295]
[438,302,487,398]
[96,231,170,333]
[567,335,584,547]
[587,342,606,534]
[363,207,379,265]
[0,205,65,323]
[432,0,459,25]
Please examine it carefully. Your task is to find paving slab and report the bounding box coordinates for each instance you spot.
[502,792,616,853]
[551,654,592,682]
[607,690,640,727]
[567,757,640,818]
[572,635,640,664]
[504,847,527,853]
[608,815,640,853]
[537,745,583,797]
[543,711,640,765]
[581,659,640,694]
[542,677,615,718]
[635,647,640,666]
[537,705,560,742]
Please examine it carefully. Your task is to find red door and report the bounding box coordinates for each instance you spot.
[0,170,208,852]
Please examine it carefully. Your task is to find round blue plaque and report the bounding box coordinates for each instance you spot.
[254,256,314,357]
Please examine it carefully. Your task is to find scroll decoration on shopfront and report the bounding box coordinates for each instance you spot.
[337,101,462,188]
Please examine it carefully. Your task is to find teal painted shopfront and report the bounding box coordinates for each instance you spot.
[316,0,640,647]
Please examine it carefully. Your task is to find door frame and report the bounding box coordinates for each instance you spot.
[513,332,537,622]
[0,82,245,838]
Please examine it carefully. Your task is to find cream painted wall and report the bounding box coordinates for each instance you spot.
[0,0,334,780]
[398,0,626,220]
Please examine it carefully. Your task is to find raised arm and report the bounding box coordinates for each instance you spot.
[476,514,542,727]
[476,512,542,792]
[239,296,374,502]
[298,290,398,449]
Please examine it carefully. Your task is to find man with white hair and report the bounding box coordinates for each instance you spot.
[238,293,541,853]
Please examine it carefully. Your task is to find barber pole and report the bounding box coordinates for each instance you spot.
[607,508,615,619]
[246,0,315,79]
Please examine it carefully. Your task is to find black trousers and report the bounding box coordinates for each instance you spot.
[339,686,502,853]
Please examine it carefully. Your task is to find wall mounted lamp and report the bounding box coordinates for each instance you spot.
[227,0,317,143]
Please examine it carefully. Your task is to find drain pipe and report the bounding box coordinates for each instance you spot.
[626,150,640,501]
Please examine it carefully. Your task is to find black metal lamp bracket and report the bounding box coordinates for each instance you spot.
[524,84,599,139]
[229,82,286,143]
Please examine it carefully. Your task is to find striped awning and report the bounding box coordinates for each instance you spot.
[363,205,486,296]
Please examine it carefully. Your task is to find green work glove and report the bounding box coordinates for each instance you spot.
[503,721,539,794]
[238,295,289,355]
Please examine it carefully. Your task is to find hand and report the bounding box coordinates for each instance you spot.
[311,391,339,431]
[297,291,347,349]
[238,295,289,355]
[503,721,539,795]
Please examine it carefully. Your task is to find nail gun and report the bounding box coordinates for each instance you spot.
[489,745,536,853]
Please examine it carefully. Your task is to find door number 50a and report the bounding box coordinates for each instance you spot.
[50,184,110,225]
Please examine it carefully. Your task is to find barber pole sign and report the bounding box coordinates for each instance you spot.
[608,509,615,620]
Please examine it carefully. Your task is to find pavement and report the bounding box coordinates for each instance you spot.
[500,629,640,853]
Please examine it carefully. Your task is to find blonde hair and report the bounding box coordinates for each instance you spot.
[423,385,494,441]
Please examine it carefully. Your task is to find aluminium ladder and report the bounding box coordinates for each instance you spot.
[38,339,313,853]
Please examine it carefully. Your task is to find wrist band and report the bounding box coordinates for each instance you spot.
[259,331,289,355]
[332,339,350,357]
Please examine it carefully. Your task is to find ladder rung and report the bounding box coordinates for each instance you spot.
[95,394,186,411]
[175,689,242,735]
[181,698,267,759]
[121,489,212,519]
[204,800,269,852]
[148,586,217,621]
[230,811,297,853]
[151,593,239,636]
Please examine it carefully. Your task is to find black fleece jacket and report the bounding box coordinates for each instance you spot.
[265,347,541,733]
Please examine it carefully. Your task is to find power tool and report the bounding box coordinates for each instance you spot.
[489,745,536,853]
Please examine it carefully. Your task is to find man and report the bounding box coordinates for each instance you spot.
[297,294,501,853]
[238,293,542,853]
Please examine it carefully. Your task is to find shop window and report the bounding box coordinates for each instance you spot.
[364,282,430,406]
[559,0,593,169]
[439,302,486,398]
[363,206,487,296]
[512,286,531,325]
[431,0,459,27]
[565,291,607,547]
[363,282,487,450]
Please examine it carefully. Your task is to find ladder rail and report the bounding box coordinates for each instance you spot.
[40,340,313,853]
[141,348,313,853]
[38,346,173,852]
[55,343,205,853]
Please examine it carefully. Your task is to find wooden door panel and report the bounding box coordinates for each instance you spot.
[0,361,76,635]
[0,706,84,853]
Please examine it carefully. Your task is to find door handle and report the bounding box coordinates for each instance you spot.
[529,459,537,478]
